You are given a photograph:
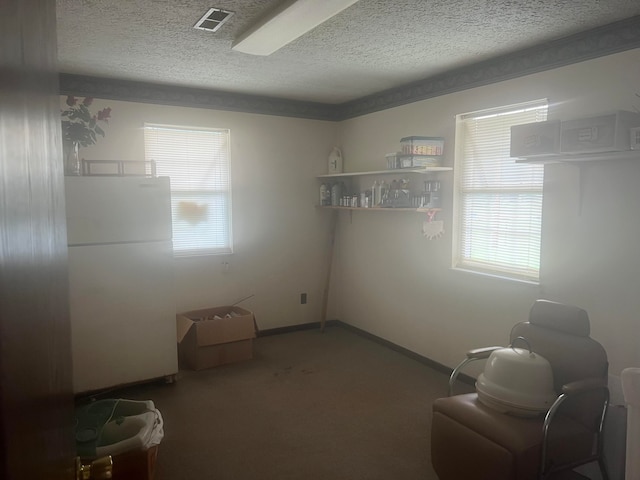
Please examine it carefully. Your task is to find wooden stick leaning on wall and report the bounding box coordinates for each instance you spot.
[320,210,338,333]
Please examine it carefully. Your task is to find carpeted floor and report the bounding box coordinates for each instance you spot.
[95,325,453,480]
[82,325,592,480]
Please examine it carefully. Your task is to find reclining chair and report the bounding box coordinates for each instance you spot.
[431,300,610,480]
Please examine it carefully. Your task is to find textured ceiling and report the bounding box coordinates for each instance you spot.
[56,0,640,105]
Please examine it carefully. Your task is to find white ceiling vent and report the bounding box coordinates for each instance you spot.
[194,8,234,32]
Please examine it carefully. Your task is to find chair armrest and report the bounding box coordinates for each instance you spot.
[466,346,503,360]
[541,378,610,476]
[448,346,503,396]
[561,377,608,396]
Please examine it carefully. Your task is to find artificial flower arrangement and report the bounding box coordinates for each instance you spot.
[61,95,111,146]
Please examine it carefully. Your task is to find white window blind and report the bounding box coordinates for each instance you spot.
[454,100,547,281]
[144,124,232,256]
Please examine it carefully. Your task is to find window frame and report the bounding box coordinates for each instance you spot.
[452,100,548,283]
[143,123,233,257]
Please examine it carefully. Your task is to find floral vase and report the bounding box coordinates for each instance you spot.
[63,140,81,176]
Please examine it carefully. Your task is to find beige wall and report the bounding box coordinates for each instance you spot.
[66,98,339,329]
[333,47,640,386]
[62,47,640,386]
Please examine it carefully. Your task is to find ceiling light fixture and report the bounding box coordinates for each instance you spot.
[232,0,360,56]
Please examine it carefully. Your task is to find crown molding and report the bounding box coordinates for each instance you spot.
[58,74,340,121]
[59,15,640,122]
[337,14,640,119]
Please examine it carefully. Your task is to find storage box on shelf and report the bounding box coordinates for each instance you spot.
[388,136,444,170]
[398,155,443,168]
[400,136,444,156]
[560,110,640,154]
[511,111,640,163]
[510,120,560,158]
[386,152,443,169]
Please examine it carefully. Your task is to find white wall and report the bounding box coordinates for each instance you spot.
[67,98,339,330]
[62,48,640,378]
[333,48,640,382]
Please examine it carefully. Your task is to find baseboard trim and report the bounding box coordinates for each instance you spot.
[334,320,476,386]
[257,319,340,337]
[257,319,475,386]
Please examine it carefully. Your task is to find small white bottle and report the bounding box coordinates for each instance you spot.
[328,147,343,174]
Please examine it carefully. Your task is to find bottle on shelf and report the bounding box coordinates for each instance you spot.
[427,180,441,208]
[328,146,343,174]
[390,179,399,199]
[331,182,342,206]
[320,183,330,206]
[377,180,386,207]
[371,180,378,206]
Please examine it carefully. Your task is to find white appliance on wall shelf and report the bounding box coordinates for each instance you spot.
[65,176,178,393]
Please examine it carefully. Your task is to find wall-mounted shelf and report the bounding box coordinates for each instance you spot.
[317,206,442,213]
[514,150,640,164]
[316,167,452,178]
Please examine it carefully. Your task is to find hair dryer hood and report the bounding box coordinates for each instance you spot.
[476,338,557,416]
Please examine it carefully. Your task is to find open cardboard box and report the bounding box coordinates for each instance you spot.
[176,306,257,370]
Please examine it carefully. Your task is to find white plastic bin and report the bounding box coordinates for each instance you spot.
[75,399,164,459]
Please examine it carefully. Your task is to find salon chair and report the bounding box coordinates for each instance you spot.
[431,300,610,480]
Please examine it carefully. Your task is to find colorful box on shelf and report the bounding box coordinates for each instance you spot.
[400,136,444,156]
[397,155,442,168]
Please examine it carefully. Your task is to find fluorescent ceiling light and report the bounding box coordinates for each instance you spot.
[232,0,360,56]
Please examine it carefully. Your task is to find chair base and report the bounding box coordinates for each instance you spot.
[431,394,597,480]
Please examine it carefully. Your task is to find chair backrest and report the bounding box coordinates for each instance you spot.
[510,300,608,391]
[510,299,608,428]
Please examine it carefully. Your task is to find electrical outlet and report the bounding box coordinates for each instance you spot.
[300,293,307,305]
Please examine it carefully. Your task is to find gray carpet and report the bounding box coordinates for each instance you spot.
[80,326,599,479]
[99,325,451,480]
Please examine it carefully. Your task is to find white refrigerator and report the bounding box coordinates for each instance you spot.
[65,176,178,393]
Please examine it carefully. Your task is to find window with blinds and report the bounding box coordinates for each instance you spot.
[144,124,232,256]
[453,100,547,281]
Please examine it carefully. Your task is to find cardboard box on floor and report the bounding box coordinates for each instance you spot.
[176,306,257,370]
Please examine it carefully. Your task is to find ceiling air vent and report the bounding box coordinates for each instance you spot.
[194,8,234,32]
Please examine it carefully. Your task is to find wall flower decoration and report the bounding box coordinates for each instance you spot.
[61,95,111,147]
